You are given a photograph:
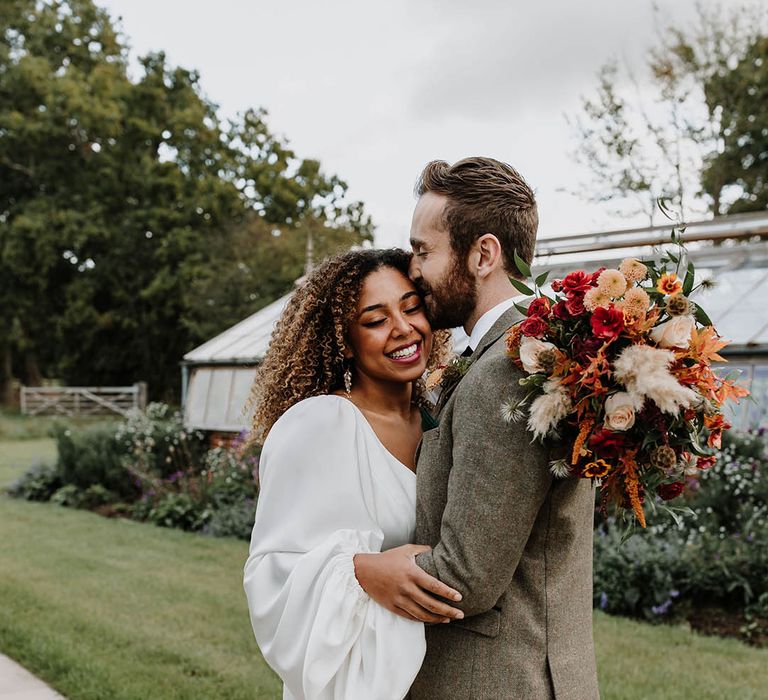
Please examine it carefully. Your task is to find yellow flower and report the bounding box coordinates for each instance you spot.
[597,269,628,298]
[619,258,648,283]
[622,287,650,318]
[657,273,683,296]
[583,459,611,478]
[584,287,611,311]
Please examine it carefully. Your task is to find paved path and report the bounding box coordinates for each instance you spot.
[0,654,65,699]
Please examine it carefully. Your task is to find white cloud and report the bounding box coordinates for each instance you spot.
[98,0,750,247]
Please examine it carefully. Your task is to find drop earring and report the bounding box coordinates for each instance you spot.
[344,365,353,396]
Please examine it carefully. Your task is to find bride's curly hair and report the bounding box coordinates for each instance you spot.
[246,248,452,445]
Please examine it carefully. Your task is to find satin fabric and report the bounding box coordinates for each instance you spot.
[243,395,426,700]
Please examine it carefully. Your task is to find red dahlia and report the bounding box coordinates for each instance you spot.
[562,270,593,296]
[590,304,625,341]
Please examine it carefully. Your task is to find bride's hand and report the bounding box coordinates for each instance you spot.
[353,544,464,624]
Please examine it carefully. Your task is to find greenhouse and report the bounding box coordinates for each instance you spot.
[182,211,768,434]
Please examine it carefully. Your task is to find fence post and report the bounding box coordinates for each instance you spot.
[20,386,27,415]
[136,382,148,410]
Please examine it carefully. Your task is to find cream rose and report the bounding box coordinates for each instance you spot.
[650,315,696,349]
[604,392,637,431]
[519,336,557,374]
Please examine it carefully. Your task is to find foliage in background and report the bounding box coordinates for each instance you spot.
[567,3,768,223]
[594,430,768,642]
[0,0,372,401]
[9,402,260,537]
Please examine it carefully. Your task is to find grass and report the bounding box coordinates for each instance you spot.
[0,496,281,700]
[0,438,56,490]
[0,408,117,441]
[1,439,767,699]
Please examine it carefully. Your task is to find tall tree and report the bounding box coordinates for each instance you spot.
[0,0,371,402]
[567,3,768,223]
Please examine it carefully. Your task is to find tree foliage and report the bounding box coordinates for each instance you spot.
[567,4,768,223]
[0,0,372,401]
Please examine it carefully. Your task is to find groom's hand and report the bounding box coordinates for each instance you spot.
[353,544,464,624]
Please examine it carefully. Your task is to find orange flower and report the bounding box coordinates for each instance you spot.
[583,459,611,478]
[571,417,595,465]
[657,273,683,296]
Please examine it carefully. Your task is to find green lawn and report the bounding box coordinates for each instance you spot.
[0,437,56,489]
[0,496,281,700]
[1,439,767,699]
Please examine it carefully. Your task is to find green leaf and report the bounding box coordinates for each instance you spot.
[683,261,695,296]
[513,301,530,316]
[693,303,713,327]
[513,250,531,279]
[667,250,679,264]
[535,270,550,288]
[510,277,535,296]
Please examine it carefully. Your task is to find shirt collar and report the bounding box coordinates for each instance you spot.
[466,296,524,352]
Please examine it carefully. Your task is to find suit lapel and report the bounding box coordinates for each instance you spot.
[436,306,523,415]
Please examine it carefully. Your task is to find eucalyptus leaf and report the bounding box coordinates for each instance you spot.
[513,301,530,316]
[510,277,535,296]
[513,249,531,278]
[535,270,550,288]
[683,261,695,295]
[693,303,713,327]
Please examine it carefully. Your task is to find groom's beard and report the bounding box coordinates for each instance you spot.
[418,257,477,331]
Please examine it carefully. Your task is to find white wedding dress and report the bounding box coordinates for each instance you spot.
[243,395,426,700]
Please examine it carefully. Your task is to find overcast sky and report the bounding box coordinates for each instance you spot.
[98,0,745,247]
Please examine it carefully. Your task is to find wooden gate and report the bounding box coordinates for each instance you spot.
[20,383,147,417]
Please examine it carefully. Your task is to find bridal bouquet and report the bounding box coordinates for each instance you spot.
[504,233,749,529]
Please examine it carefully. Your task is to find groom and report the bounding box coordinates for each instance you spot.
[356,157,599,699]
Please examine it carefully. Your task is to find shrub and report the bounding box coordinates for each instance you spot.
[7,461,61,501]
[203,499,257,540]
[147,493,212,531]
[594,429,768,624]
[115,403,207,483]
[54,423,137,498]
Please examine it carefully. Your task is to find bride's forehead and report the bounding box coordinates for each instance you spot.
[358,267,416,302]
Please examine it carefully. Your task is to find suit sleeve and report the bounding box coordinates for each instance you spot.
[415,352,553,616]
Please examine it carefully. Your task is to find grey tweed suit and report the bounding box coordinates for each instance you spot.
[410,307,600,700]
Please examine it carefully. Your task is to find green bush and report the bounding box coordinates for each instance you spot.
[594,429,768,622]
[147,492,212,531]
[54,423,136,498]
[7,461,61,501]
[203,499,257,540]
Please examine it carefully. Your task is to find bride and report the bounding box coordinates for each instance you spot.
[243,248,464,700]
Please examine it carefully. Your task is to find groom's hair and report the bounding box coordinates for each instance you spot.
[415,157,538,278]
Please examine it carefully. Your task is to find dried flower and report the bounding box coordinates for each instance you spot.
[613,345,697,415]
[666,294,690,317]
[597,269,628,298]
[527,379,572,440]
[619,258,648,283]
[549,459,571,478]
[650,445,677,471]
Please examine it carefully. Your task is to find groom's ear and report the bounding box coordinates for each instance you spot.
[471,234,503,279]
